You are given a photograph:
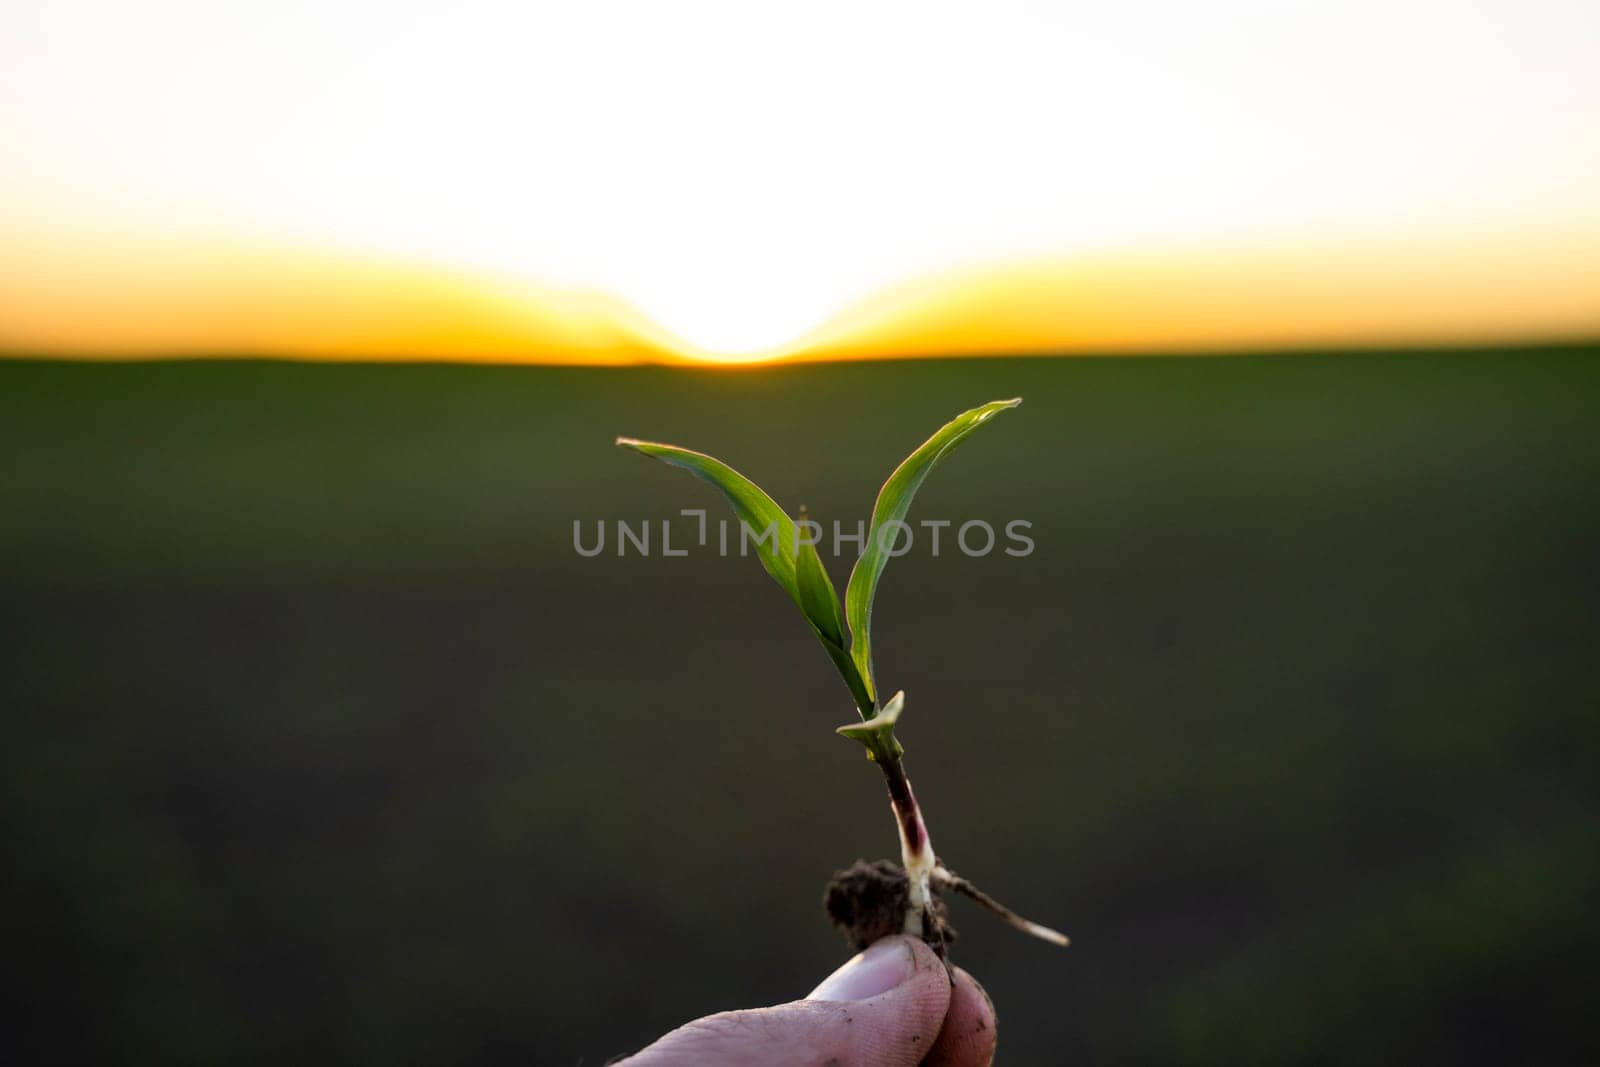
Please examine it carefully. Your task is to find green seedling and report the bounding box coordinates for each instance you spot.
[618,398,1067,953]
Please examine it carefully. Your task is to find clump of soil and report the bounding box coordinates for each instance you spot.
[823,859,956,953]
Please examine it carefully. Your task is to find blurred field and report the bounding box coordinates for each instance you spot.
[2,345,1597,1065]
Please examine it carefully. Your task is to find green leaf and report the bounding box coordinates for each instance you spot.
[819,634,877,721]
[794,507,845,648]
[844,398,1022,705]
[797,513,875,714]
[617,437,874,715]
[616,438,798,589]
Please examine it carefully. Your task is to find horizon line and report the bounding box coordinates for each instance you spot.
[3,226,1597,365]
[4,333,1596,370]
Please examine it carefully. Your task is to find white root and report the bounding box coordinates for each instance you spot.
[898,815,936,936]
[932,865,1071,948]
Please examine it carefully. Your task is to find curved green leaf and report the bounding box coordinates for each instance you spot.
[795,520,846,648]
[844,398,1022,705]
[617,437,873,715]
[617,438,797,589]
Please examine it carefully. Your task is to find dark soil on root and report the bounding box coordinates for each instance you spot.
[823,859,956,953]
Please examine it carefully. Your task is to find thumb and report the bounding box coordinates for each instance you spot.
[623,936,951,1066]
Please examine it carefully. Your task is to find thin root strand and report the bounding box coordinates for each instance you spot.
[933,866,1070,948]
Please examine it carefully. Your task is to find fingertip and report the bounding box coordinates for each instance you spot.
[809,935,953,1065]
[625,938,957,1067]
[922,965,998,1067]
[871,937,956,1065]
[807,935,949,1003]
[897,934,954,989]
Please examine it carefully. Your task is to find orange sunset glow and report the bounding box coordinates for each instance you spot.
[2,1,1597,363]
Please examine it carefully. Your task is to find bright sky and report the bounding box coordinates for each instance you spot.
[1,0,1597,359]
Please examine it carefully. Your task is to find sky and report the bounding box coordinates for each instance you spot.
[1,0,1597,361]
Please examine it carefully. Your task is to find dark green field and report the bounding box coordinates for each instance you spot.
[3,346,1597,1064]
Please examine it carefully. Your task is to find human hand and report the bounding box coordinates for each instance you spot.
[618,935,997,1066]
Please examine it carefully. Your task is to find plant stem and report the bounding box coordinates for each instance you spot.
[876,753,937,937]
[853,693,1066,950]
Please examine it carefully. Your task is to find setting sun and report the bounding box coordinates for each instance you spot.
[1,0,1597,360]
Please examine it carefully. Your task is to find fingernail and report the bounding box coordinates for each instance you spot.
[807,938,916,1002]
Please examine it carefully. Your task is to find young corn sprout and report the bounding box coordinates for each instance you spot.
[618,398,1067,956]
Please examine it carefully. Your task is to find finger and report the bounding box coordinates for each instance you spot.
[920,965,998,1067]
[621,936,951,1066]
